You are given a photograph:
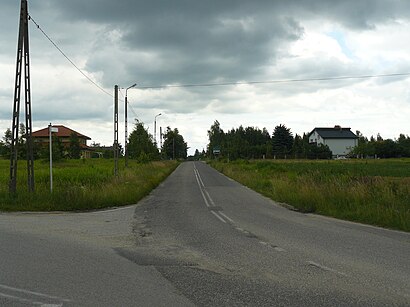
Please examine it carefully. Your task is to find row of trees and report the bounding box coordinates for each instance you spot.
[207,121,410,160]
[207,120,331,160]
[0,122,188,162]
[126,121,188,161]
[353,132,410,158]
[4,121,408,161]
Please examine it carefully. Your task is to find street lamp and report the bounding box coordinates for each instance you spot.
[154,113,162,147]
[125,83,137,167]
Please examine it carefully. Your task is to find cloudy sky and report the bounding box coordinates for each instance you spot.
[1,0,410,155]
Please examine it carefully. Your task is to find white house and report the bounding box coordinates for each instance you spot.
[308,126,358,157]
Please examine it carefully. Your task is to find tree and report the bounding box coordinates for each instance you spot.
[374,139,400,158]
[397,134,410,157]
[189,149,205,161]
[306,143,332,159]
[17,123,26,159]
[0,139,4,158]
[207,120,225,158]
[162,127,187,160]
[292,134,304,158]
[0,128,12,158]
[296,133,332,159]
[90,141,101,148]
[272,124,293,158]
[127,121,158,161]
[38,135,64,161]
[207,121,272,160]
[69,132,81,159]
[352,131,375,157]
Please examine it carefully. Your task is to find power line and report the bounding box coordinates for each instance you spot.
[118,88,138,117]
[118,88,125,98]
[28,14,113,98]
[128,102,139,118]
[137,72,410,89]
[118,88,126,103]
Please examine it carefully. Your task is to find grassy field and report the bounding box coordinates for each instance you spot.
[0,158,178,211]
[210,159,410,232]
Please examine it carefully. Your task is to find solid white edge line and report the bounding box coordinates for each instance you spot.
[0,284,70,302]
[91,204,136,214]
[307,261,333,271]
[307,261,347,276]
[0,291,48,306]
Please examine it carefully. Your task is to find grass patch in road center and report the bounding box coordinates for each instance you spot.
[210,159,410,232]
[0,159,178,211]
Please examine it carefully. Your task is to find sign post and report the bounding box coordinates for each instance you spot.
[49,124,58,192]
[212,146,221,156]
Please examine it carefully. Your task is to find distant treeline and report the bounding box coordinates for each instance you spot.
[353,132,410,158]
[206,120,331,160]
[205,121,410,160]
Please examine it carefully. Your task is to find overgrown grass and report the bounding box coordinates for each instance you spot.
[0,158,178,211]
[210,159,410,232]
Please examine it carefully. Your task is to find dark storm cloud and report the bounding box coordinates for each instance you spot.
[49,0,410,28]
[82,5,304,87]
[39,0,410,88]
[3,0,410,122]
[41,1,304,87]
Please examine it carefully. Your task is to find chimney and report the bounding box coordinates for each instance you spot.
[334,125,342,131]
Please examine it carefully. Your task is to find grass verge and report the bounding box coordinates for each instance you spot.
[0,159,178,211]
[210,159,410,232]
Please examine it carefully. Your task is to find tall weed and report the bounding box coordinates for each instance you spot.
[0,159,178,211]
[210,159,410,232]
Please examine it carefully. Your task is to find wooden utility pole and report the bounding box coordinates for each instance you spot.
[10,0,34,193]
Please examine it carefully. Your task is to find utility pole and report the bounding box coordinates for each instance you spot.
[173,137,175,160]
[10,0,34,193]
[124,83,136,167]
[160,126,163,152]
[114,85,119,176]
[154,113,162,147]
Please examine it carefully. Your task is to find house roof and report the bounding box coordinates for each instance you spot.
[309,127,358,139]
[32,125,91,140]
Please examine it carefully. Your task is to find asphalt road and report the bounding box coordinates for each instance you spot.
[0,205,192,306]
[1,161,409,306]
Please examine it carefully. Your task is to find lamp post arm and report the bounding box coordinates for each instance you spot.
[124,83,137,167]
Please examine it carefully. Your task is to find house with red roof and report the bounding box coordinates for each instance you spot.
[32,125,92,158]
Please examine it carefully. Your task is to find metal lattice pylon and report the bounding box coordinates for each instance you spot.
[10,0,34,193]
